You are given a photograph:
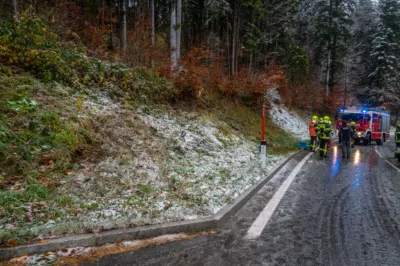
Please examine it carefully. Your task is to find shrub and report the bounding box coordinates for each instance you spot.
[0,12,74,82]
[0,93,93,177]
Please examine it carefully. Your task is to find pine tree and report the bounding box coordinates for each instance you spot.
[361,0,400,107]
[379,0,400,110]
[380,0,400,43]
[311,0,355,96]
[362,27,393,106]
[350,0,378,102]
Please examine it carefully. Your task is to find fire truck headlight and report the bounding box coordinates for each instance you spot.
[357,132,362,137]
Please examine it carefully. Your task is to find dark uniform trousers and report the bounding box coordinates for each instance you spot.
[341,127,352,158]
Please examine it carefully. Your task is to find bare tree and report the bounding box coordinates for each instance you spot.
[231,0,239,75]
[120,0,127,53]
[170,0,177,73]
[12,0,18,22]
[151,0,155,46]
[109,1,114,51]
[102,0,106,27]
[176,0,182,62]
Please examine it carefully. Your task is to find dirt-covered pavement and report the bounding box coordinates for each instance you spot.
[75,140,400,266]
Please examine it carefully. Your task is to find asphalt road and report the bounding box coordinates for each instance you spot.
[82,140,400,266]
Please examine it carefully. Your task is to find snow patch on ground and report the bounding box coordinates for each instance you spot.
[137,109,284,218]
[269,103,309,141]
[122,240,143,247]
[57,247,93,257]
[121,233,186,248]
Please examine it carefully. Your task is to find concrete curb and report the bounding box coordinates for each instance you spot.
[0,151,304,261]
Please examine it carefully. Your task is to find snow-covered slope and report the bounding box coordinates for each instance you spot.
[2,85,313,248]
[268,96,309,141]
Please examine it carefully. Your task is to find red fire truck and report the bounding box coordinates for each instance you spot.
[336,107,391,145]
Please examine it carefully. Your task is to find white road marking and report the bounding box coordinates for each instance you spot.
[245,151,314,240]
[374,146,400,172]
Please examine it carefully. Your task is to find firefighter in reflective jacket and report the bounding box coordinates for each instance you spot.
[395,124,400,162]
[319,116,332,158]
[309,116,318,152]
[316,117,324,142]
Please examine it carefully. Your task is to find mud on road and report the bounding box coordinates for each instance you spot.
[82,143,400,266]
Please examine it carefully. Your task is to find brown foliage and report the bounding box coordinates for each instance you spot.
[173,46,213,98]
[10,3,321,112]
[224,61,290,106]
[168,48,293,107]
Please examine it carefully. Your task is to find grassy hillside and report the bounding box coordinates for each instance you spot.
[0,15,298,245]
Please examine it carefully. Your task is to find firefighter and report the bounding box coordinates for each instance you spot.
[316,117,324,143]
[328,118,334,147]
[319,117,324,126]
[350,121,356,148]
[309,116,318,152]
[340,121,353,159]
[395,124,400,162]
[319,116,332,158]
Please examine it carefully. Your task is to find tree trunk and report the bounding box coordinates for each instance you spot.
[232,0,237,75]
[102,0,105,27]
[326,0,333,97]
[176,0,182,62]
[120,0,127,54]
[170,0,177,73]
[227,15,230,75]
[151,0,155,47]
[249,54,252,73]
[326,49,331,96]
[344,57,348,107]
[150,0,155,68]
[330,34,337,93]
[12,0,18,22]
[109,4,114,51]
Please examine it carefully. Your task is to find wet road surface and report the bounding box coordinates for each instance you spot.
[83,140,400,266]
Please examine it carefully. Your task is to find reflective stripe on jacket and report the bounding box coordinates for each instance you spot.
[320,124,331,140]
[317,123,325,136]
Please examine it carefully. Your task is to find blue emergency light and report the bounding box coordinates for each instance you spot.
[362,109,367,113]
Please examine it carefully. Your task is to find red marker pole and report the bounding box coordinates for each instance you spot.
[260,105,267,168]
[262,105,266,141]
